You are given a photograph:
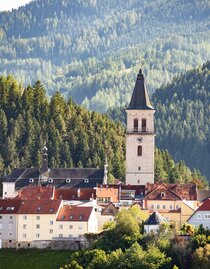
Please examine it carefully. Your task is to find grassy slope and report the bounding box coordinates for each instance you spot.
[0,249,71,269]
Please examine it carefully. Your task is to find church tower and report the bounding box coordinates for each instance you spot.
[126,69,155,185]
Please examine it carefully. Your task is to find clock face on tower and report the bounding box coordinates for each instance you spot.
[136,137,143,143]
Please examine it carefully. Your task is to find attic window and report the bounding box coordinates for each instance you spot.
[0,207,3,210]
[79,215,84,220]
[70,215,74,220]
[84,179,89,183]
[61,215,65,220]
[37,207,41,211]
[29,178,34,183]
[6,207,14,211]
[48,178,53,183]
[66,178,71,183]
[161,192,165,198]
[49,208,54,213]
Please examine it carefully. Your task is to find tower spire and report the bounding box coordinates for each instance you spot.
[128,69,154,110]
[40,145,48,174]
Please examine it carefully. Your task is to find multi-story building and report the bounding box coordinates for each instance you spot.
[2,146,106,199]
[17,199,62,248]
[144,183,197,228]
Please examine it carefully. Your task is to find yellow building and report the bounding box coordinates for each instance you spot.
[144,183,197,229]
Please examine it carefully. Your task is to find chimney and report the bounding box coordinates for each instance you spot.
[77,188,81,198]
[103,157,108,185]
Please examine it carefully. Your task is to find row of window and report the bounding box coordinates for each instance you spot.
[0,232,13,237]
[97,198,111,202]
[0,216,13,219]
[0,223,13,229]
[22,224,80,230]
[150,204,180,210]
[197,214,210,219]
[21,228,83,239]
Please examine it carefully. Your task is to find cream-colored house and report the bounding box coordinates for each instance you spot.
[144,183,197,229]
[17,199,62,248]
[56,205,98,238]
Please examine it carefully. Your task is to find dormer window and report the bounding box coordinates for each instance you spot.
[84,178,89,183]
[37,207,41,211]
[79,215,84,220]
[161,192,165,198]
[70,215,74,220]
[48,178,53,183]
[66,178,71,183]
[29,178,34,183]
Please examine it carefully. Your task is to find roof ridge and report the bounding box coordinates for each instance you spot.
[15,168,30,182]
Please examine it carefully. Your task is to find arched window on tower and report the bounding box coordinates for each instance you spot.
[134,118,138,132]
[137,145,142,156]
[142,118,147,132]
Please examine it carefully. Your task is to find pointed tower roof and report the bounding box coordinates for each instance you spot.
[127,69,154,110]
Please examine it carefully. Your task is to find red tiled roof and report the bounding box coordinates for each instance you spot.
[18,199,61,214]
[145,183,197,201]
[57,205,93,221]
[0,199,22,214]
[198,198,210,211]
[16,186,54,200]
[54,188,96,200]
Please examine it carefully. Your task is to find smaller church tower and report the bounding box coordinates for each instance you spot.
[40,145,49,175]
[126,69,155,185]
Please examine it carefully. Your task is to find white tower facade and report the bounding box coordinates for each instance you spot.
[126,69,155,185]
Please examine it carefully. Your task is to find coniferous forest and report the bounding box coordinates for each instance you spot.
[0,75,208,189]
[0,0,209,182]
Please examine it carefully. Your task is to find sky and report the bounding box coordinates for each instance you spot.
[0,0,32,11]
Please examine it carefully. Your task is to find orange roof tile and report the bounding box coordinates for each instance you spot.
[96,187,119,203]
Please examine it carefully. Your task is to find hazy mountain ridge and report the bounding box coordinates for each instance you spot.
[0,0,210,112]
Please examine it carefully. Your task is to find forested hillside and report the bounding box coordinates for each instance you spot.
[0,0,210,111]
[0,75,207,188]
[107,62,210,180]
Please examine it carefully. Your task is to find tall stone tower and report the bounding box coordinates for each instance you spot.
[126,69,155,185]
